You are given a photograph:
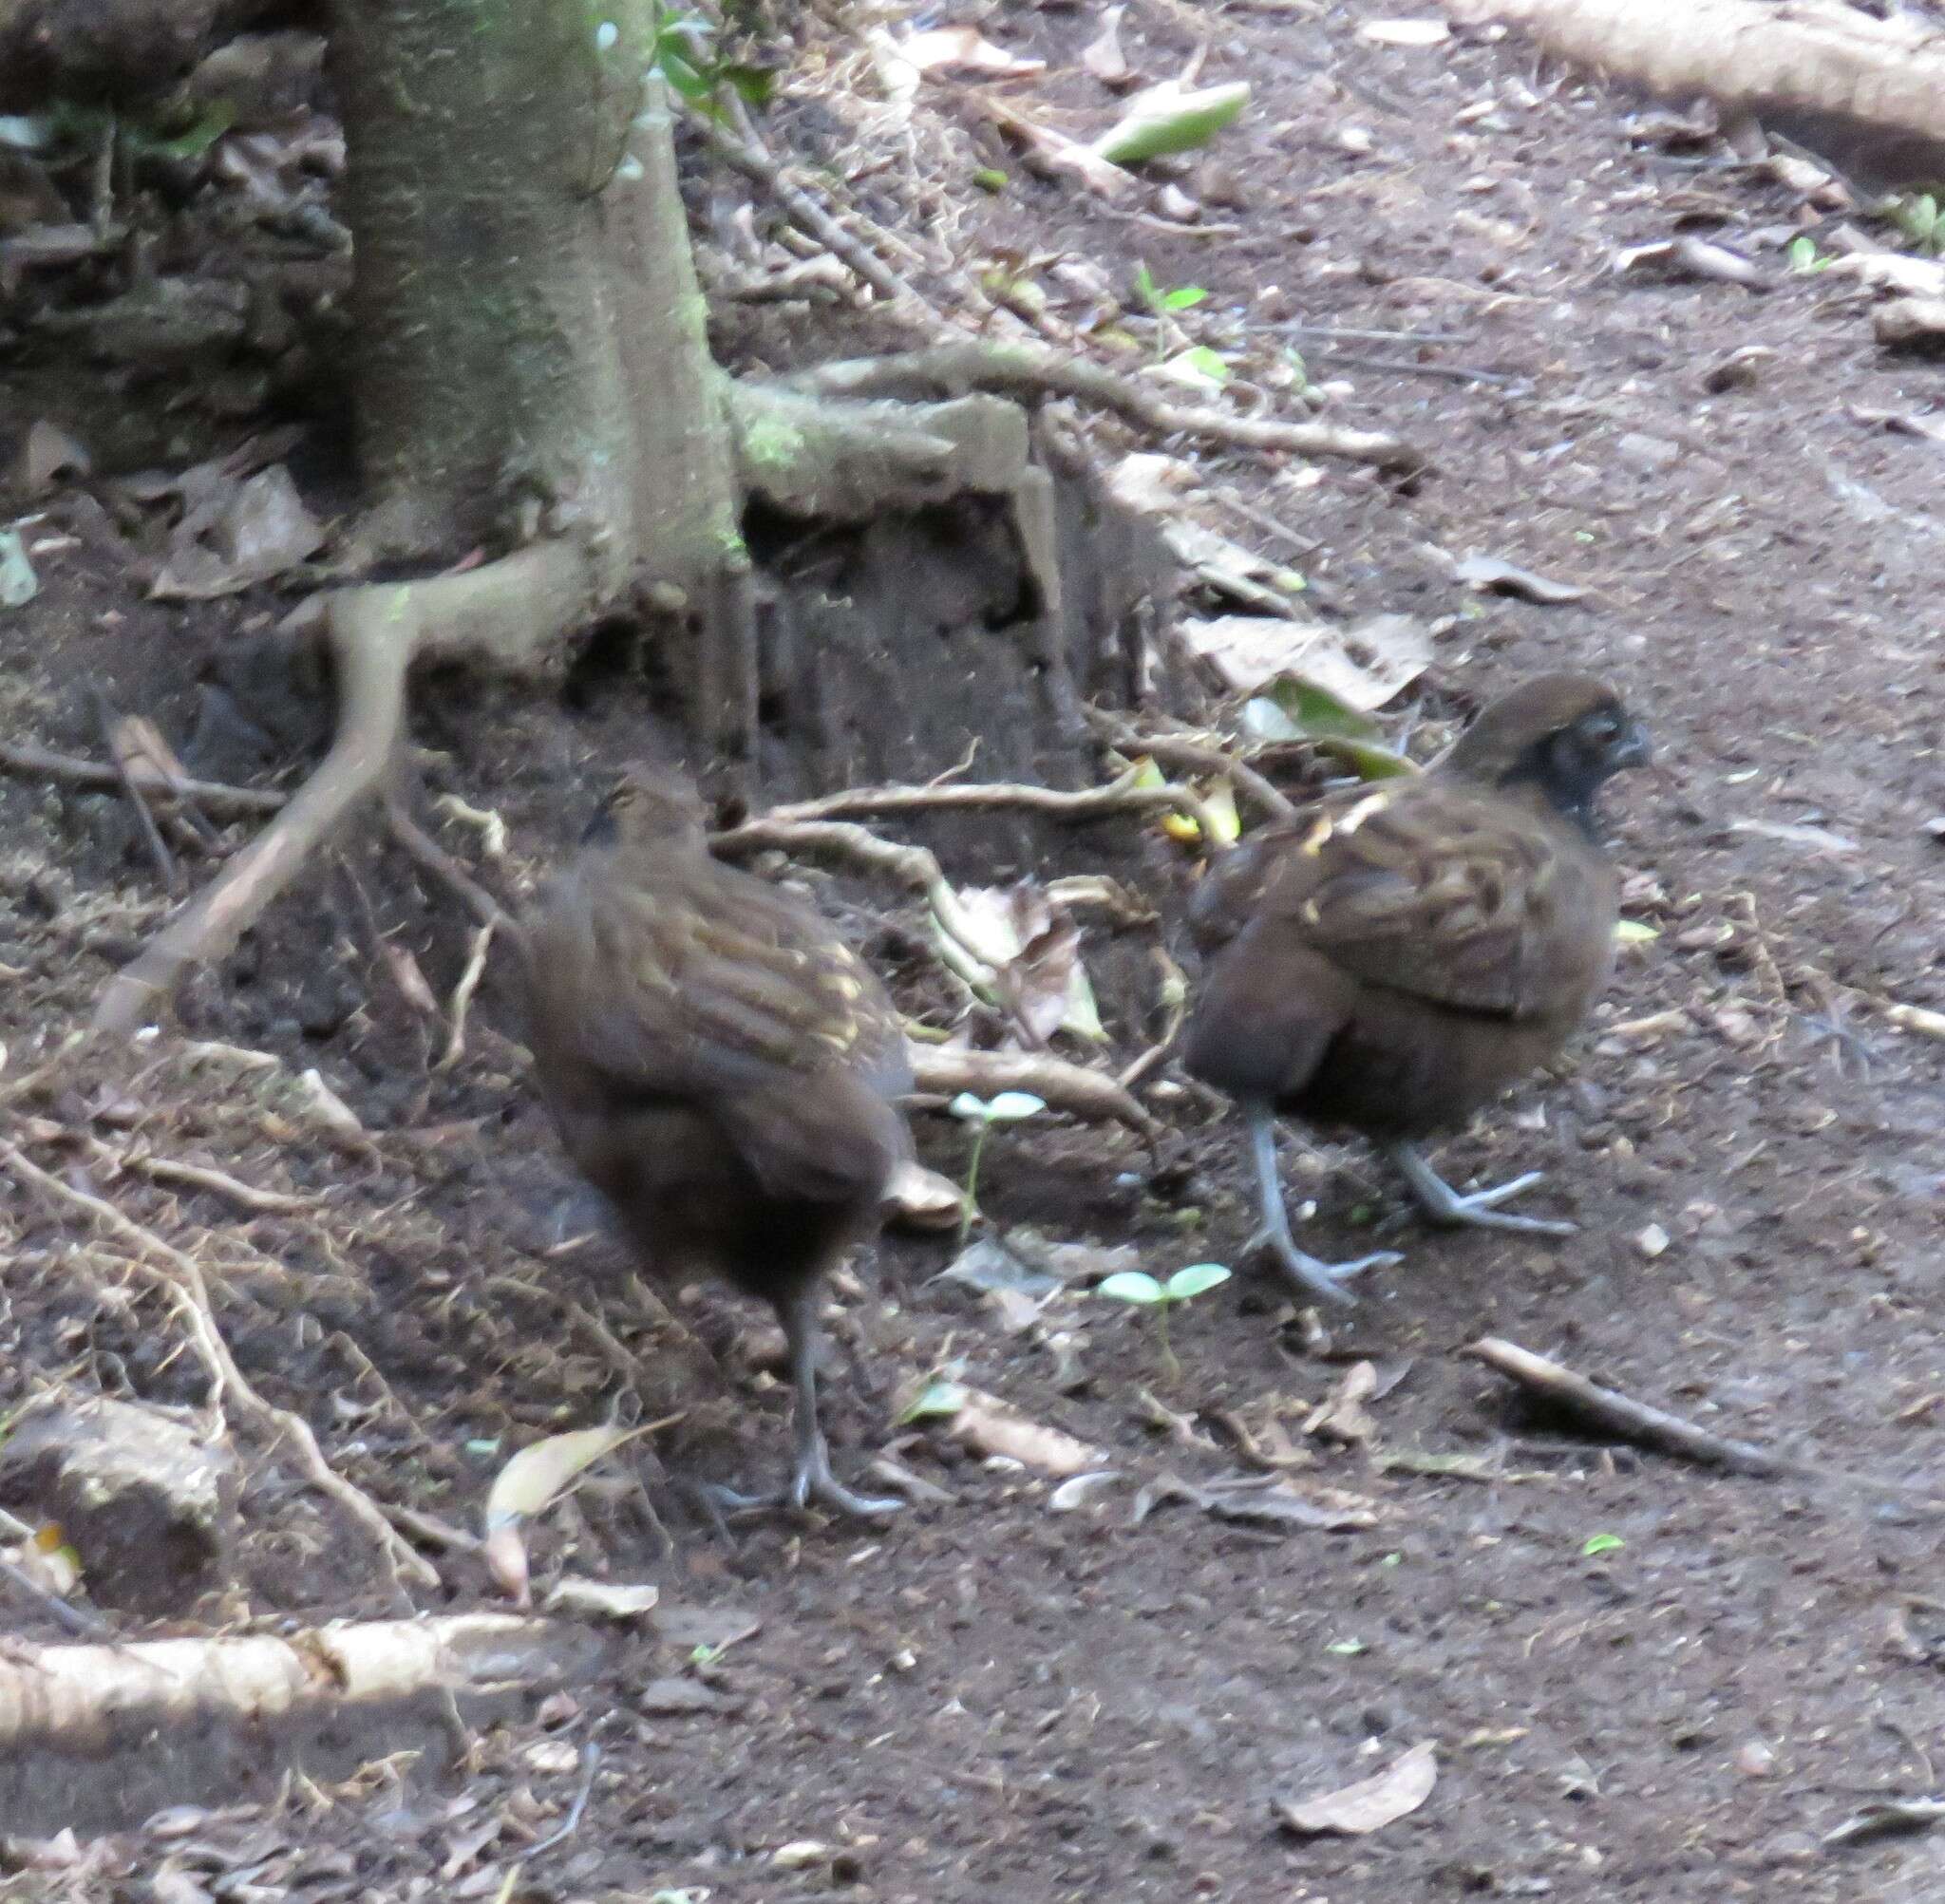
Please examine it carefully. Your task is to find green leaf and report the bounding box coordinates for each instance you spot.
[1313,735,1419,782]
[901,1380,969,1423]
[1581,1532,1625,1557]
[949,1091,991,1122]
[138,101,236,160]
[1265,673,1383,741]
[1180,345,1230,383]
[1324,1637,1366,1655]
[0,530,39,610]
[1134,262,1159,304]
[1161,284,1208,311]
[1097,1271,1166,1306]
[1613,919,1659,944]
[723,64,774,106]
[984,1091,1046,1122]
[1164,1262,1231,1301]
[972,166,1009,192]
[1093,81,1250,165]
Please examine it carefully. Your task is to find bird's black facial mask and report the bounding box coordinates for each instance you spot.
[1508,707,1651,834]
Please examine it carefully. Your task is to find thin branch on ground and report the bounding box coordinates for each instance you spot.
[384,791,524,944]
[908,1045,1156,1135]
[1118,949,1189,1092]
[0,743,287,817]
[92,690,178,893]
[118,1148,315,1216]
[783,342,1423,471]
[438,920,496,1072]
[0,1555,119,1640]
[0,1139,440,1592]
[703,98,939,327]
[1465,1335,1945,1512]
[743,765,1229,844]
[1085,707,1301,824]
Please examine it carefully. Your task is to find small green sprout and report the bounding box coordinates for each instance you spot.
[1096,1261,1232,1380]
[1787,235,1832,274]
[1133,262,1210,361]
[689,1641,723,1667]
[1325,1637,1366,1656]
[1581,1532,1625,1557]
[948,1091,1045,1245]
[1888,191,1945,256]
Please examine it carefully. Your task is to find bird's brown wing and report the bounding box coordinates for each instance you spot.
[530,852,910,1203]
[1253,782,1572,1019]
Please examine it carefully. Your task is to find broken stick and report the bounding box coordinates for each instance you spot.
[1465,1336,1784,1476]
[1465,1336,1945,1512]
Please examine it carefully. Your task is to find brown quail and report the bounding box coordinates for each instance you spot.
[524,767,912,1516]
[1183,672,1651,1306]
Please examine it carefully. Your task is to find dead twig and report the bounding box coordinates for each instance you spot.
[0,1140,440,1591]
[1085,707,1301,824]
[1467,1336,1788,1476]
[783,342,1422,472]
[702,99,937,326]
[0,742,286,817]
[909,1045,1155,1135]
[384,791,524,946]
[437,920,496,1072]
[0,1555,119,1641]
[121,1149,314,1216]
[743,764,1228,847]
[92,690,178,893]
[1466,1336,1945,1511]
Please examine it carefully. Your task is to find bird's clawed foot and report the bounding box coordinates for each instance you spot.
[1388,1144,1576,1236]
[789,1431,902,1519]
[1245,1226,1402,1309]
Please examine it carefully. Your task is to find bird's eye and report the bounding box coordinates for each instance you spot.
[1580,711,1621,744]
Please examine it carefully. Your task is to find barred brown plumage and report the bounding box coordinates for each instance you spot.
[1184,673,1651,1308]
[523,766,912,1518]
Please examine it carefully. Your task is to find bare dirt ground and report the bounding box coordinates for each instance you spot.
[6,2,1945,1899]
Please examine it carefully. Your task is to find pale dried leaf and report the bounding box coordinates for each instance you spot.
[884,1158,969,1231]
[1082,5,1133,84]
[151,462,326,600]
[904,25,1045,78]
[485,1423,639,1530]
[1452,552,1586,605]
[543,1576,661,1620]
[1357,18,1451,46]
[1104,450,1203,514]
[14,418,91,497]
[293,1067,363,1138]
[946,1389,1107,1475]
[1183,612,1430,707]
[1275,1741,1437,1835]
[1305,1360,1380,1443]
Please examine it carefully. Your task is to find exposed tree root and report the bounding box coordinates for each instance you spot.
[1445,0,1945,175]
[0,1613,611,1751]
[93,545,589,1037]
[0,743,285,816]
[779,343,1424,472]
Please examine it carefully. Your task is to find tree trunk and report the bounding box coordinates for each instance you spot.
[328,0,742,604]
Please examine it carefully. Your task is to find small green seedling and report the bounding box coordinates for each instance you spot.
[1888,191,1945,256]
[1581,1532,1625,1557]
[1097,1261,1231,1380]
[1134,261,1209,360]
[1787,236,1832,274]
[948,1091,1045,1245]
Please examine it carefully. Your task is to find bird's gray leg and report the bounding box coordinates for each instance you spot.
[1385,1141,1575,1236]
[1244,1105,1401,1307]
[784,1289,902,1519]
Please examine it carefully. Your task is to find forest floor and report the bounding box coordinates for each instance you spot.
[5,2,1945,1899]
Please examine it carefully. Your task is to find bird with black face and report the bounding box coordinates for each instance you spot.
[1183,672,1652,1307]
[522,766,912,1518]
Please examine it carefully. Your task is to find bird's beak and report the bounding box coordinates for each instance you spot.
[1611,719,1652,772]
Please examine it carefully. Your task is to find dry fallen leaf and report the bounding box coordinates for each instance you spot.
[1275,1741,1438,1836]
[1304,1360,1380,1443]
[941,1388,1107,1475]
[1082,5,1133,85]
[1452,552,1587,606]
[883,1158,969,1231]
[903,25,1046,79]
[1357,17,1451,46]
